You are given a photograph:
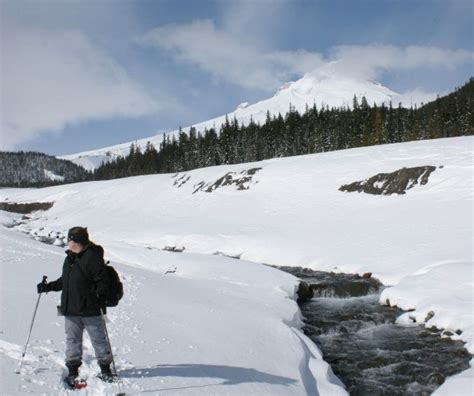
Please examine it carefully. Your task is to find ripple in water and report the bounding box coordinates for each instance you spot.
[278,267,471,395]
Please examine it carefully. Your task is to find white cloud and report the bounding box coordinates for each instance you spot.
[139,20,323,91]
[266,50,325,77]
[1,24,158,150]
[329,44,474,79]
[139,19,473,99]
[219,0,289,49]
[140,20,280,90]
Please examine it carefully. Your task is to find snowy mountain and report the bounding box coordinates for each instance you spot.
[61,69,400,170]
[1,136,472,394]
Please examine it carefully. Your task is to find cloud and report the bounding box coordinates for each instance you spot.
[266,50,325,77]
[329,44,474,80]
[139,19,323,91]
[219,0,289,49]
[1,23,158,150]
[139,19,473,98]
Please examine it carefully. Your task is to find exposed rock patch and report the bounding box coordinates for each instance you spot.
[277,266,383,298]
[297,281,314,303]
[193,168,262,194]
[339,165,438,195]
[163,246,185,253]
[213,251,241,260]
[173,174,191,188]
[0,201,54,214]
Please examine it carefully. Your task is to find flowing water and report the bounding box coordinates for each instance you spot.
[278,266,471,396]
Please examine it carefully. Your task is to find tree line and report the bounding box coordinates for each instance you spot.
[93,78,473,180]
[0,151,91,187]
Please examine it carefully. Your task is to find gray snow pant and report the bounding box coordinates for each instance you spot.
[65,316,112,365]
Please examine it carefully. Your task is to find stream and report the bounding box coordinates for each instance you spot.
[278,266,471,396]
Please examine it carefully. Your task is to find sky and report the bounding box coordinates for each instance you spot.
[1,0,473,156]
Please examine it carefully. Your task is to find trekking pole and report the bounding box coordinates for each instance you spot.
[16,276,47,374]
[100,309,125,396]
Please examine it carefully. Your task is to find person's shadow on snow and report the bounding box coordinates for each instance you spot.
[120,364,298,392]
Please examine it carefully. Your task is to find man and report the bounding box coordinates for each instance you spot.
[37,226,115,387]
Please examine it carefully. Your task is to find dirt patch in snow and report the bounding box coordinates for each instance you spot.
[339,166,438,195]
[0,201,54,214]
[193,168,262,193]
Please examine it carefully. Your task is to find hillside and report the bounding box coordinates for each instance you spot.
[0,151,90,187]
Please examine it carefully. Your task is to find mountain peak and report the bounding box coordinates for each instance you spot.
[273,66,398,109]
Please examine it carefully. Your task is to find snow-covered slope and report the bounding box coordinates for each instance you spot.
[61,69,399,170]
[0,217,345,395]
[1,136,473,394]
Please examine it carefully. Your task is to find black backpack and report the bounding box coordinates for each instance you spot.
[77,244,124,307]
[103,262,124,307]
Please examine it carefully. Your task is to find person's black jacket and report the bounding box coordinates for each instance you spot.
[47,244,108,316]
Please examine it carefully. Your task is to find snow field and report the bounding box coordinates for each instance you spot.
[1,136,473,394]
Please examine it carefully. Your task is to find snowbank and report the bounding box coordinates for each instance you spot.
[0,210,20,227]
[381,261,474,353]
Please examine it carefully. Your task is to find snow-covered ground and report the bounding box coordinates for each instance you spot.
[0,214,344,395]
[1,136,473,394]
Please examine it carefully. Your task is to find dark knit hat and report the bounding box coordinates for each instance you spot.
[67,226,89,245]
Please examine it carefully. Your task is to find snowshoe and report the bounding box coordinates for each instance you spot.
[97,372,117,383]
[64,376,87,390]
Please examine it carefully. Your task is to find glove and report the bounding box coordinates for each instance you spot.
[37,282,49,294]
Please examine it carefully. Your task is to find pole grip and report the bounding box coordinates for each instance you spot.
[42,275,48,284]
